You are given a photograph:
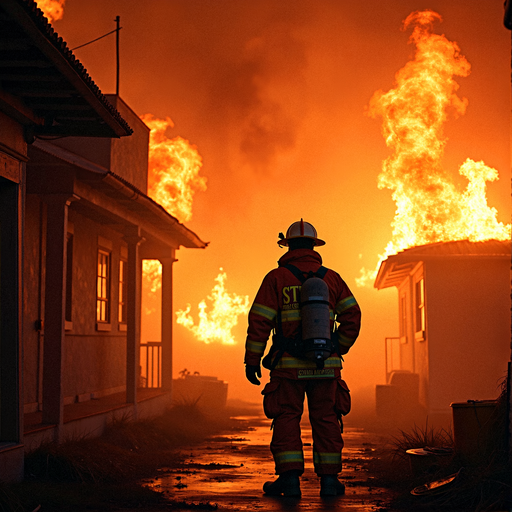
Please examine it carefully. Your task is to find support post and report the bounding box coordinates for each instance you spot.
[41,194,77,438]
[160,253,176,391]
[123,227,144,409]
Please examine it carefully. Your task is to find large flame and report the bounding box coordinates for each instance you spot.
[142,114,207,223]
[142,259,162,315]
[37,0,65,22]
[176,269,250,345]
[357,10,510,286]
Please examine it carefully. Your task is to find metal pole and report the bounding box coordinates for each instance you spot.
[115,15,120,96]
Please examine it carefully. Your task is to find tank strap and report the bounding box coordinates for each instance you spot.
[282,263,328,283]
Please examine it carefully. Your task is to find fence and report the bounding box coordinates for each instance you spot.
[384,337,400,382]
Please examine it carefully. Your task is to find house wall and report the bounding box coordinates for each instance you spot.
[426,258,510,413]
[23,196,44,412]
[105,95,150,193]
[0,112,26,158]
[63,209,129,402]
[51,96,150,194]
[22,202,136,409]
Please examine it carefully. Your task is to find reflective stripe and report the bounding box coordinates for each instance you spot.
[336,296,357,314]
[251,303,276,321]
[281,309,300,322]
[274,356,342,369]
[275,451,304,465]
[338,332,356,348]
[313,451,341,465]
[246,340,265,355]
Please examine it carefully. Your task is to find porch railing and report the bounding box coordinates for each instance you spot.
[140,341,162,388]
[384,337,400,383]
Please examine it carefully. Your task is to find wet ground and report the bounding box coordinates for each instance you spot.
[142,413,394,511]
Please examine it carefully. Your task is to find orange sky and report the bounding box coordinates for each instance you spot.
[49,1,511,407]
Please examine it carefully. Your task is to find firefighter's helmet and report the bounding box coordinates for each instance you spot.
[278,219,325,247]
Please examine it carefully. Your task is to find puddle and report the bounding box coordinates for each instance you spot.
[142,418,393,511]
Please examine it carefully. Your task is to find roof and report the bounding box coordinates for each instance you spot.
[30,139,208,250]
[0,0,132,138]
[374,239,511,290]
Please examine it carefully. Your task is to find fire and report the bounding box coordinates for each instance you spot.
[357,10,510,286]
[141,114,207,223]
[142,259,162,315]
[37,0,65,22]
[176,269,250,345]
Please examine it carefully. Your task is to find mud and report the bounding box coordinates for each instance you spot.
[142,413,394,511]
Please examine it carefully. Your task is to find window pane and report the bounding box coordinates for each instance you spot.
[97,250,110,322]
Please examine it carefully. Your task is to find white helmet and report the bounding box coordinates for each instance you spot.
[278,219,325,247]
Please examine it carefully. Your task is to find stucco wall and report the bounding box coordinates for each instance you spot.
[51,97,149,194]
[427,258,510,412]
[64,209,129,400]
[22,203,135,407]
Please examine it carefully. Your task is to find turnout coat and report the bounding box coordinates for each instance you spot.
[244,249,361,380]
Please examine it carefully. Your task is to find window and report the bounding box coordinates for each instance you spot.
[415,277,425,338]
[96,249,110,323]
[118,259,127,324]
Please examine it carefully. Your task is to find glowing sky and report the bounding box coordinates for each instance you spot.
[48,1,511,406]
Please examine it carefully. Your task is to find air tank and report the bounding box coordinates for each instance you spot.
[300,277,331,367]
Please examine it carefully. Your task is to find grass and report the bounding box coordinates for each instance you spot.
[4,402,241,512]
[371,382,511,512]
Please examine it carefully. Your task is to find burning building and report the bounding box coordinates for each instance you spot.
[374,239,510,425]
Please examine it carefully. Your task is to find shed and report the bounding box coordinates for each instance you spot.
[374,240,510,424]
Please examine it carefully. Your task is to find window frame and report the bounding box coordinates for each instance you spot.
[414,276,426,341]
[118,258,127,327]
[96,248,111,328]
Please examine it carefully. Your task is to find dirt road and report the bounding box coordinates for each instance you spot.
[143,412,394,511]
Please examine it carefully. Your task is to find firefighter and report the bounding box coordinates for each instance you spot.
[244,220,361,498]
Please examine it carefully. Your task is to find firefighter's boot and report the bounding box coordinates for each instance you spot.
[320,475,345,497]
[263,470,301,497]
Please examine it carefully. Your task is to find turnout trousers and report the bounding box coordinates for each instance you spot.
[262,377,344,476]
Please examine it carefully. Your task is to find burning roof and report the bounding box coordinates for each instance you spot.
[374,239,511,290]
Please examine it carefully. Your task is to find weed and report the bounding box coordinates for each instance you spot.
[18,402,242,511]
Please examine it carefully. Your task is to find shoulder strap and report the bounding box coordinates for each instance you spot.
[315,266,328,279]
[283,263,306,283]
[283,263,328,282]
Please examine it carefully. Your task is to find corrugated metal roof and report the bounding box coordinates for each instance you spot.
[0,0,132,138]
[374,239,511,290]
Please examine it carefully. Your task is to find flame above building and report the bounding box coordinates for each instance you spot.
[142,114,206,223]
[37,0,65,22]
[176,269,250,345]
[358,10,510,287]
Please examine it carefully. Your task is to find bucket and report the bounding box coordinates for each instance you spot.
[450,400,497,464]
[406,447,453,476]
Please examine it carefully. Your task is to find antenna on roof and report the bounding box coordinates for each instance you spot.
[70,16,122,96]
[115,15,120,96]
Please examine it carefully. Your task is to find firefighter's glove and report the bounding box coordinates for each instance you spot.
[245,364,262,386]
